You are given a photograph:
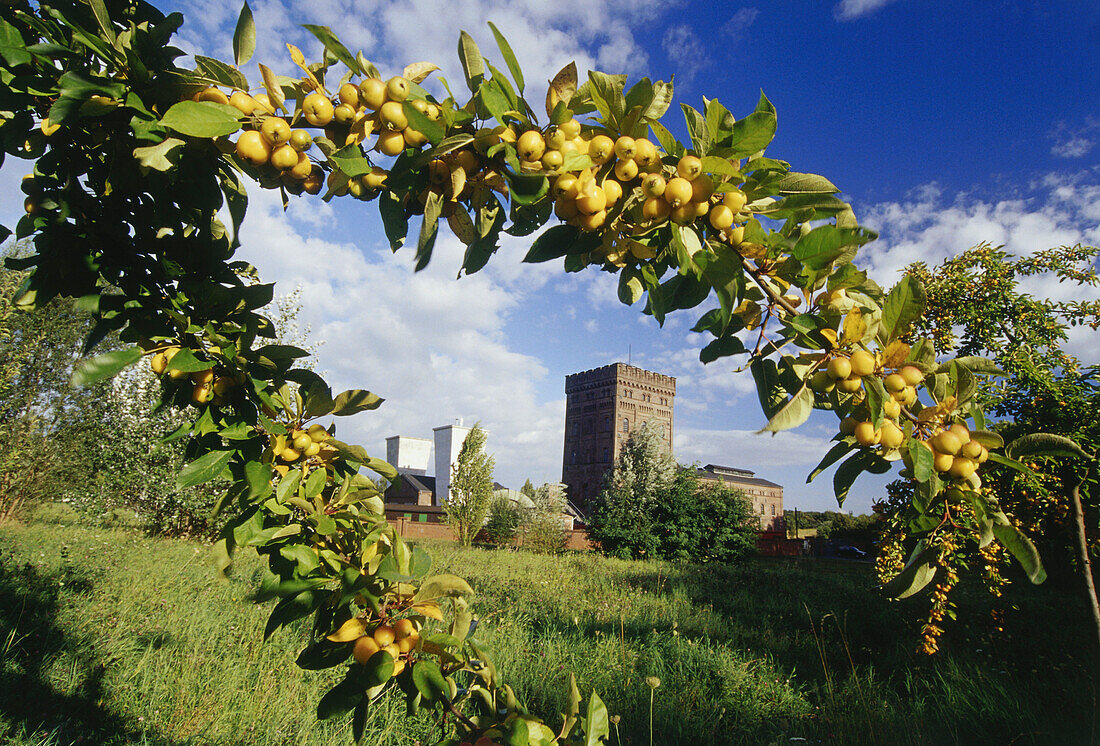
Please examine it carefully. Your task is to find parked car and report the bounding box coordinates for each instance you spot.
[835,545,868,559]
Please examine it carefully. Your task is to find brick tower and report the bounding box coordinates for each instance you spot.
[561,363,675,508]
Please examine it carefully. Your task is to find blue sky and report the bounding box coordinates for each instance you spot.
[4,0,1098,512]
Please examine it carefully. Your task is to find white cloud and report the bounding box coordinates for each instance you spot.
[175,0,667,101]
[661,24,707,85]
[1049,118,1100,159]
[834,0,901,21]
[722,8,759,43]
[856,172,1100,362]
[234,186,568,489]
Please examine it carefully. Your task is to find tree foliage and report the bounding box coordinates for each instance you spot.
[520,484,568,554]
[0,0,1073,740]
[444,423,495,547]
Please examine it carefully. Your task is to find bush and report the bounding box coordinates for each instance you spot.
[484,493,520,546]
[520,486,568,554]
[591,468,756,563]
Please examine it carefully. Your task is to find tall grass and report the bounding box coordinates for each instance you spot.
[1,515,1094,745]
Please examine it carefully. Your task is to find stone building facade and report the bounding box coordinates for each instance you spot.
[694,463,784,531]
[562,363,676,507]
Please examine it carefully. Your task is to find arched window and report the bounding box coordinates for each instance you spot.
[571,451,577,465]
[770,504,776,516]
[602,447,609,462]
[622,417,629,432]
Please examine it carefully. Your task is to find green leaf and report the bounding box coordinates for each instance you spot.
[993,523,1047,584]
[699,335,747,364]
[833,449,890,507]
[193,55,249,90]
[699,155,742,178]
[458,30,485,93]
[331,390,385,416]
[879,275,926,345]
[166,348,214,373]
[775,172,839,194]
[618,268,644,306]
[413,574,475,603]
[402,101,444,145]
[1005,433,1092,461]
[233,1,256,67]
[70,346,143,386]
[724,92,777,157]
[415,191,444,271]
[303,467,328,499]
[160,100,241,138]
[177,449,234,489]
[881,542,939,599]
[134,137,185,172]
[524,224,596,263]
[411,659,449,702]
[328,144,373,177]
[644,80,674,120]
[909,438,935,483]
[297,638,352,673]
[0,18,32,66]
[302,24,358,72]
[584,691,610,746]
[759,384,813,433]
[276,469,302,502]
[244,460,273,500]
[936,355,1007,377]
[487,22,524,93]
[378,190,408,252]
[681,103,710,155]
[807,440,856,483]
[86,0,117,45]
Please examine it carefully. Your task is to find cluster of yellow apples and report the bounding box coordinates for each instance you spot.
[350,617,420,676]
[520,124,750,240]
[148,346,235,405]
[267,423,335,473]
[926,422,989,480]
[812,349,923,404]
[195,73,441,197]
[829,352,922,451]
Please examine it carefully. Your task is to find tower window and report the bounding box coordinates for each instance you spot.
[622,417,629,432]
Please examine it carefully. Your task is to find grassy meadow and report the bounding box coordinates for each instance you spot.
[0,507,1095,746]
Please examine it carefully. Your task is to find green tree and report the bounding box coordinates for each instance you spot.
[587,421,676,559]
[650,469,757,563]
[484,492,520,546]
[445,423,495,547]
[898,242,1100,645]
[0,252,93,522]
[520,484,568,554]
[520,479,536,499]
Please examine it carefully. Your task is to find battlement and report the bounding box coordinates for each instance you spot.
[565,363,676,394]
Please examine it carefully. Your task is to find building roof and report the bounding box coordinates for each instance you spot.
[395,473,436,493]
[694,464,783,490]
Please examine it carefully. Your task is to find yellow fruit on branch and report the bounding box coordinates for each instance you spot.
[517,130,545,162]
[302,92,334,127]
[677,155,703,180]
[826,357,852,380]
[613,158,639,181]
[664,177,693,208]
[849,349,876,378]
[358,78,387,110]
[235,130,271,166]
[385,76,410,102]
[352,635,380,665]
[588,135,614,164]
[613,135,636,161]
[260,116,291,146]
